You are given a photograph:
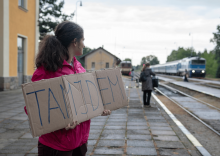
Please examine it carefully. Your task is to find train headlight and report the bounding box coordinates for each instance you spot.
[202,70,205,73]
[192,70,195,73]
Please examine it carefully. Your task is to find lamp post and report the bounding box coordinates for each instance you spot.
[75,1,82,23]
[189,33,193,57]
[123,47,125,62]
[174,42,178,60]
[165,48,167,62]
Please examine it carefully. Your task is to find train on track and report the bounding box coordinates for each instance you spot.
[119,61,132,75]
[151,57,206,78]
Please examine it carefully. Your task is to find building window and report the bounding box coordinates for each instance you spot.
[106,62,109,68]
[19,0,25,8]
[18,0,28,11]
[17,37,24,85]
[92,62,95,69]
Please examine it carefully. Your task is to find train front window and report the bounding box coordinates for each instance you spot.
[191,60,205,64]
[122,64,131,67]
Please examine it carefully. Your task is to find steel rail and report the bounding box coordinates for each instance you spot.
[136,72,220,136]
[159,83,220,111]
[154,87,220,136]
[152,93,212,156]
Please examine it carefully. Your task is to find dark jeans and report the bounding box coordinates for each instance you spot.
[38,141,87,156]
[184,76,188,82]
[143,90,152,105]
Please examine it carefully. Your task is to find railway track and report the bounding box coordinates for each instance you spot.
[134,72,220,137]
[156,74,220,86]
[154,84,220,137]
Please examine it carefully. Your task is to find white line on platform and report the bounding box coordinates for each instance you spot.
[152,93,212,156]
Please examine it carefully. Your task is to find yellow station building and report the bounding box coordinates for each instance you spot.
[0,0,39,90]
[80,47,121,71]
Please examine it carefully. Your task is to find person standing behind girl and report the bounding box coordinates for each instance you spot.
[24,21,111,156]
[131,68,134,81]
[141,63,155,107]
[183,69,189,82]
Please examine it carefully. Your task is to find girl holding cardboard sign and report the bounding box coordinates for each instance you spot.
[25,21,111,156]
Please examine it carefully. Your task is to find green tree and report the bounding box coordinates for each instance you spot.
[39,0,74,39]
[140,57,146,67]
[146,55,160,65]
[210,25,220,78]
[124,58,132,62]
[140,55,159,67]
[200,49,218,78]
[167,47,197,62]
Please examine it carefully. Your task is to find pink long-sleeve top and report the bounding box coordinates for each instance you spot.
[24,57,90,151]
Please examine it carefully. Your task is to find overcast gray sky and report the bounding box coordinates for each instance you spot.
[63,0,220,65]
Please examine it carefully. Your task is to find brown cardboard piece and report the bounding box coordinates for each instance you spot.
[22,68,128,137]
[95,68,128,110]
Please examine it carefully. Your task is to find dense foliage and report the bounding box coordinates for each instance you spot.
[124,58,132,62]
[140,55,160,67]
[166,47,197,62]
[199,50,218,78]
[210,25,220,78]
[39,0,74,39]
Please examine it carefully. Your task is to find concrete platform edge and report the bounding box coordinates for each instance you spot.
[152,93,212,156]
[170,81,219,99]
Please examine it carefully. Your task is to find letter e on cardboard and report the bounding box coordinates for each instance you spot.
[95,68,128,111]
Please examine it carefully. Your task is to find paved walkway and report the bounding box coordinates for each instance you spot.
[0,77,201,155]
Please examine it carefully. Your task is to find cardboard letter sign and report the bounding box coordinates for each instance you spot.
[22,68,128,137]
[95,68,128,110]
[62,73,104,123]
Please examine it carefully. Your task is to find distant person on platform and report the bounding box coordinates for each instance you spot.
[184,69,189,82]
[141,63,155,107]
[131,69,134,81]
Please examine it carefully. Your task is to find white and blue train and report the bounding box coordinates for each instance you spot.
[151,57,206,78]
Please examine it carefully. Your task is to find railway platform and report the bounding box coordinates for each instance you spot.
[157,74,220,85]
[0,77,207,155]
[157,76,220,99]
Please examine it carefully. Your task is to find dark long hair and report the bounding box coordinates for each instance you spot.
[142,63,150,71]
[36,21,84,72]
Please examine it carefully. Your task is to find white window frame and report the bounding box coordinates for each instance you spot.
[17,34,28,76]
[18,0,28,11]
[106,62,109,68]
[91,62,95,70]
